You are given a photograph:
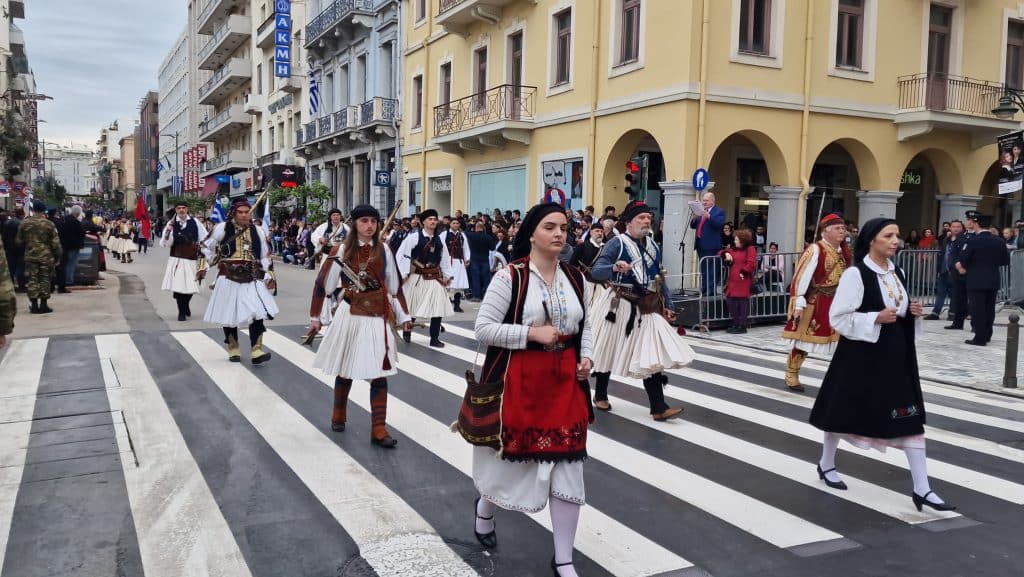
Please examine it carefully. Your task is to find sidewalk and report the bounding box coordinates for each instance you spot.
[9,275,130,339]
[691,308,1024,397]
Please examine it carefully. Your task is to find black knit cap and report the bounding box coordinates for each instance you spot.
[328,208,342,217]
[620,200,655,223]
[173,199,189,208]
[512,202,567,260]
[419,208,439,221]
[854,217,897,264]
[350,204,380,221]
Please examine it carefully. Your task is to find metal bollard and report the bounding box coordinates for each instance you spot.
[1004,314,1019,389]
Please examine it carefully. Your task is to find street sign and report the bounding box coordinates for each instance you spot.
[274,1,292,78]
[375,171,392,187]
[692,168,710,192]
[275,0,291,13]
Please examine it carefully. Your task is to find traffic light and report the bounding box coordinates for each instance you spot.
[625,155,648,201]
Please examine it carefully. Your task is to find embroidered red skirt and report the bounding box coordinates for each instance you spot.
[500,343,589,463]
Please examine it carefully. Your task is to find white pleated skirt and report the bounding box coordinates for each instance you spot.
[472,447,585,513]
[203,276,279,326]
[312,300,398,380]
[447,262,469,290]
[623,312,695,379]
[404,274,454,318]
[120,238,137,253]
[161,257,200,294]
[781,338,837,356]
[107,237,125,254]
[589,287,633,375]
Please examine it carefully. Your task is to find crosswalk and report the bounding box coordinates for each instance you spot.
[2,325,1023,577]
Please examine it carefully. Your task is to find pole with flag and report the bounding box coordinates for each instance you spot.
[210,195,228,224]
[134,193,151,242]
[309,61,320,117]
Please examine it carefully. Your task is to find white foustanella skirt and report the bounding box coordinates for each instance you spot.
[203,276,279,326]
[312,300,399,380]
[588,287,633,375]
[403,274,454,318]
[622,312,695,378]
[472,447,585,513]
[161,257,200,294]
[447,261,469,290]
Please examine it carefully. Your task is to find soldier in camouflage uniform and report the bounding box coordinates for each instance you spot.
[15,200,62,314]
[0,235,16,348]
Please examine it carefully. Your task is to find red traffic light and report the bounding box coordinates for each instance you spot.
[625,161,640,172]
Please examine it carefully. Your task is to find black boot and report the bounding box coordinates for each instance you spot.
[429,317,444,347]
[403,318,413,343]
[29,298,39,314]
[38,298,53,314]
[644,373,682,421]
[184,294,192,317]
[453,292,464,313]
[593,372,612,411]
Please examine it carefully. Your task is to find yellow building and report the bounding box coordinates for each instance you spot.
[402,0,1024,274]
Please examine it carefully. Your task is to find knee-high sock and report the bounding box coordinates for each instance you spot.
[819,432,843,483]
[475,495,496,534]
[333,377,352,424]
[904,446,943,502]
[173,292,185,316]
[249,319,266,348]
[182,293,193,315]
[369,378,389,439]
[429,317,442,340]
[550,496,581,574]
[593,372,610,402]
[642,373,669,414]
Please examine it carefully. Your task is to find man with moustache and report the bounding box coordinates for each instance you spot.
[160,200,209,321]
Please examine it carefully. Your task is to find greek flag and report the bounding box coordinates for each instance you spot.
[172,176,183,195]
[156,159,165,174]
[210,195,228,224]
[309,63,320,116]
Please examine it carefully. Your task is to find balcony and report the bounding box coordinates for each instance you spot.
[9,24,25,54]
[304,0,375,51]
[244,93,264,114]
[358,96,399,137]
[197,0,243,35]
[433,85,535,154]
[436,0,525,36]
[895,73,1021,148]
[198,105,252,142]
[200,150,250,177]
[256,13,277,48]
[259,151,280,166]
[294,98,398,156]
[198,14,251,71]
[198,59,252,106]
[275,74,302,94]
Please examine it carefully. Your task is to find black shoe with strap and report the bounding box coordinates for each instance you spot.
[473,498,497,548]
[913,491,956,512]
[817,465,848,490]
[551,556,573,577]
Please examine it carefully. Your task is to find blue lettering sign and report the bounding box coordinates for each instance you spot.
[275,0,291,15]
[275,14,291,30]
[275,62,291,78]
[275,46,291,61]
[275,30,291,45]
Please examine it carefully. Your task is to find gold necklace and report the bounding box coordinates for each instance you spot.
[879,271,903,309]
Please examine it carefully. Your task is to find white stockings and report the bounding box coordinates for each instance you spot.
[550,496,581,577]
[819,432,843,484]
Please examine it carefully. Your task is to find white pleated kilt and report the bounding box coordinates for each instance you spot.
[121,238,138,253]
[107,237,125,253]
[447,262,470,290]
[473,447,585,513]
[403,274,454,318]
[312,301,398,380]
[586,281,604,309]
[588,287,633,375]
[203,276,279,327]
[161,257,200,294]
[622,313,695,379]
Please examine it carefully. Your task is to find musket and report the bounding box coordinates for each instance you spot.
[379,199,403,243]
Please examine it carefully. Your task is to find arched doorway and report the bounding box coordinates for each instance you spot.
[707,131,787,231]
[600,129,666,216]
[979,161,1019,229]
[808,142,865,241]
[897,154,940,232]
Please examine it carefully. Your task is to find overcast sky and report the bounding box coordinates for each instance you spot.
[18,0,185,148]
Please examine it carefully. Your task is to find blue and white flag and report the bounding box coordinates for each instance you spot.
[308,62,320,116]
[210,196,228,224]
[155,159,165,175]
[172,176,183,196]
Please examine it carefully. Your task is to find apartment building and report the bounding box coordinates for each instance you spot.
[136,91,160,211]
[36,143,98,200]
[118,133,137,212]
[95,118,135,201]
[294,0,401,212]
[158,27,191,199]
[403,0,1024,275]
[1,0,34,210]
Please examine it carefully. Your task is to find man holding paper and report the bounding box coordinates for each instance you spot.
[689,192,726,294]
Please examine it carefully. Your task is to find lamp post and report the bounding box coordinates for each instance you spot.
[992,88,1024,224]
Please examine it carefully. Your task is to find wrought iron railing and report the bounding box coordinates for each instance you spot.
[897,73,1006,118]
[198,107,236,136]
[359,97,399,124]
[305,0,375,47]
[306,122,317,142]
[198,18,238,62]
[318,115,333,135]
[295,129,304,147]
[334,109,350,131]
[438,0,471,15]
[197,0,227,29]
[434,85,536,137]
[203,152,242,172]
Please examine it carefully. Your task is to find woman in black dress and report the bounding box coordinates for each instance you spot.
[809,217,955,512]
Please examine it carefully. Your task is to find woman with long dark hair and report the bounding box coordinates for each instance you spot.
[810,217,955,512]
[463,202,594,577]
[308,205,413,448]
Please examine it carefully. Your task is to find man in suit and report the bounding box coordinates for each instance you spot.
[945,214,976,330]
[925,219,963,320]
[689,191,726,294]
[958,214,1009,346]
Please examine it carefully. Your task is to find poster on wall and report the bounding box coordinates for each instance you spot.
[997,130,1024,195]
[539,160,584,209]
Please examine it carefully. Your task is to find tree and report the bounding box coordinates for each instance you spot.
[0,109,32,181]
[265,181,333,224]
[37,175,66,207]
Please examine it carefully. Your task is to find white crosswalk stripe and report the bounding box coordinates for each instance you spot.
[3,329,1023,577]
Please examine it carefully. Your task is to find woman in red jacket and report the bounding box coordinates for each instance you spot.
[720,229,757,334]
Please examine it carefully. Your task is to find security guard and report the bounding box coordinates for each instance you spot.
[945,212,976,331]
[958,213,1009,346]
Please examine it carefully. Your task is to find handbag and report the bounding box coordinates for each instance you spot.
[455,344,506,449]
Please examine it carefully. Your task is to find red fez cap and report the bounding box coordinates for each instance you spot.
[820,213,844,228]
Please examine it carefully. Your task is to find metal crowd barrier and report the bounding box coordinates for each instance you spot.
[893,249,939,307]
[684,252,802,330]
